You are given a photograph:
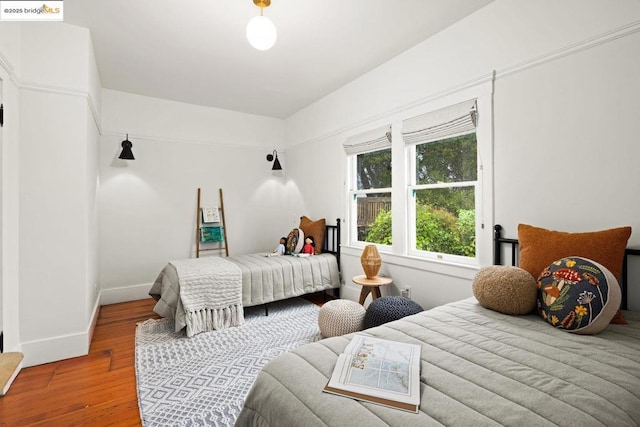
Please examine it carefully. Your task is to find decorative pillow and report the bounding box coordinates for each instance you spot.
[285,228,304,254]
[537,257,621,334]
[472,266,537,315]
[299,216,325,255]
[518,223,631,283]
[518,223,631,324]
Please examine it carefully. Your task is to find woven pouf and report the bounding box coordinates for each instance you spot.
[318,299,366,337]
[364,296,424,329]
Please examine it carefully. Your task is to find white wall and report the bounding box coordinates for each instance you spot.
[0,21,21,351]
[285,0,640,310]
[98,90,295,301]
[0,27,21,354]
[10,23,101,366]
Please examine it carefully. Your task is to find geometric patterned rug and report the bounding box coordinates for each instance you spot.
[135,297,322,426]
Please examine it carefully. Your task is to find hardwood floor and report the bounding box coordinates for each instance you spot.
[0,298,158,426]
[0,292,332,426]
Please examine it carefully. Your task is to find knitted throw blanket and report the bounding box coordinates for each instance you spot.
[170,257,244,337]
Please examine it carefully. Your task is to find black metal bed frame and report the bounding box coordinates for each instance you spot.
[323,218,341,268]
[493,224,638,310]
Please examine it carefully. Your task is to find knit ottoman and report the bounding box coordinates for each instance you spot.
[318,299,366,337]
[363,296,424,329]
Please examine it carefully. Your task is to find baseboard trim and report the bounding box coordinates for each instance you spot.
[100,283,154,306]
[21,296,103,367]
[21,331,89,367]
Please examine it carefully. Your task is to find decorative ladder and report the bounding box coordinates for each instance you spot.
[196,188,229,258]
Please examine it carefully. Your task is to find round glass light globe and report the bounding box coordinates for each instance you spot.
[246,16,277,51]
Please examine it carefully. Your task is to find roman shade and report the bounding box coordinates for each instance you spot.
[402,99,477,145]
[343,125,392,155]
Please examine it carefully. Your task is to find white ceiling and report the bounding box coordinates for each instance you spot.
[64,0,493,119]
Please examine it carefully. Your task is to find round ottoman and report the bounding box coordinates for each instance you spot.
[364,296,424,329]
[318,299,366,337]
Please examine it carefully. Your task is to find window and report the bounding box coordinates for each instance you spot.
[410,134,477,257]
[344,96,489,266]
[404,99,478,261]
[353,148,392,244]
[344,126,392,246]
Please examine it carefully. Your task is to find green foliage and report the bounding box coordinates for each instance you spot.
[416,134,477,184]
[365,204,475,256]
[416,187,474,216]
[456,209,476,256]
[357,149,392,190]
[365,209,392,245]
[416,204,475,257]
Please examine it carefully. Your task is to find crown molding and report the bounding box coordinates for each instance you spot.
[0,49,102,134]
[0,50,13,75]
[19,81,102,133]
[100,129,281,152]
[496,19,640,79]
[0,50,19,87]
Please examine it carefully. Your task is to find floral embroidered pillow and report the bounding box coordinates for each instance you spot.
[537,257,621,334]
[285,228,304,254]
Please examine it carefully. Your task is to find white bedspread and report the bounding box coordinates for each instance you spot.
[170,257,243,337]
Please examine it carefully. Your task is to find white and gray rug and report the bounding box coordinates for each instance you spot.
[135,297,323,426]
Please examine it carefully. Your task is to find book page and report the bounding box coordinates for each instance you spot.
[326,334,420,409]
[201,206,220,223]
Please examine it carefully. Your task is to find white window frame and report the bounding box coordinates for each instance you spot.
[347,147,393,250]
[406,134,479,266]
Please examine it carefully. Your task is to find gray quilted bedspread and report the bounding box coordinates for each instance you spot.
[236,298,640,427]
[150,253,340,332]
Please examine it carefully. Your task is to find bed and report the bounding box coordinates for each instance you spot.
[149,219,341,336]
[235,224,640,426]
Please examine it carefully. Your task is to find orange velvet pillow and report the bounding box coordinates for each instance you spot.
[518,223,631,324]
[518,224,631,281]
[299,216,326,255]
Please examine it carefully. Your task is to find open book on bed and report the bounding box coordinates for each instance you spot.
[323,334,421,413]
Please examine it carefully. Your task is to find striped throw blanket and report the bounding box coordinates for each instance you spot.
[170,257,244,337]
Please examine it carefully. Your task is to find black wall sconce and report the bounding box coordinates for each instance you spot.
[266,149,282,170]
[0,103,4,127]
[119,134,135,160]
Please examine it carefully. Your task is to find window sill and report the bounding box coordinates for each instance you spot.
[341,245,479,281]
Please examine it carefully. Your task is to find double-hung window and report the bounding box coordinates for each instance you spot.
[403,100,479,262]
[344,126,392,246]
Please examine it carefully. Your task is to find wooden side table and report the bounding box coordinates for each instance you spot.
[352,275,392,305]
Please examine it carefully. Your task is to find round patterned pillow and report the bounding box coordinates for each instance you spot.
[472,266,537,315]
[537,256,621,334]
[285,228,304,254]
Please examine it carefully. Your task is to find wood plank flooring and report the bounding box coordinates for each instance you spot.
[0,298,158,426]
[0,293,331,426]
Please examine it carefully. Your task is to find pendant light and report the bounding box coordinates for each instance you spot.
[246,0,277,51]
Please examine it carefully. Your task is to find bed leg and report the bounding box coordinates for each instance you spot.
[264,304,269,316]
